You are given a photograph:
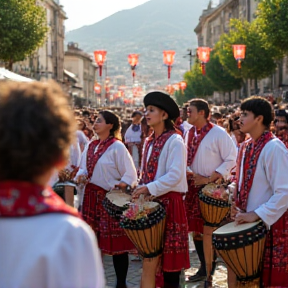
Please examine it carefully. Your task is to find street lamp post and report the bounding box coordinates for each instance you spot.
[163,50,175,85]
[232,45,246,69]
[94,50,107,105]
[179,81,187,93]
[197,47,211,75]
[128,54,139,84]
[94,83,101,107]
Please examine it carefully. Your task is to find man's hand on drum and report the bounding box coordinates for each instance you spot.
[115,182,128,191]
[230,204,241,220]
[235,211,260,224]
[193,174,209,186]
[132,185,150,200]
[76,175,88,185]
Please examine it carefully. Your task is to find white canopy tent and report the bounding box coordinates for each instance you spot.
[0,68,34,82]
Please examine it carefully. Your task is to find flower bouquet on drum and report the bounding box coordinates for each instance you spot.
[198,182,231,227]
[120,195,166,258]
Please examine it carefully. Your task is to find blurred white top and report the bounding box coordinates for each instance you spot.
[124,124,142,143]
[0,214,105,288]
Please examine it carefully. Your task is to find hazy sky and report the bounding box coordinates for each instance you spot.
[60,0,150,31]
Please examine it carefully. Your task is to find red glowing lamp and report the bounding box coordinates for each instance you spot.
[128,54,139,80]
[93,50,107,77]
[173,83,180,91]
[163,50,175,83]
[128,54,139,67]
[163,50,175,66]
[197,47,211,63]
[232,45,246,69]
[179,81,187,91]
[94,83,101,94]
[197,47,211,75]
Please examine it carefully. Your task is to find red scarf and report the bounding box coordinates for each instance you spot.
[87,136,117,179]
[236,131,274,211]
[0,181,79,218]
[187,122,214,166]
[141,130,176,184]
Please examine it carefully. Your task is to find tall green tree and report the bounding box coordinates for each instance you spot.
[206,49,242,102]
[174,89,193,106]
[0,0,48,70]
[217,19,277,94]
[255,0,288,54]
[183,62,215,100]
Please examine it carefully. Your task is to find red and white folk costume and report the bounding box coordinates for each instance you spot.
[235,132,288,287]
[77,136,138,255]
[185,123,237,233]
[140,130,190,272]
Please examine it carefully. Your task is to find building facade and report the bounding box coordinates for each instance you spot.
[194,0,288,101]
[64,42,97,106]
[13,0,66,83]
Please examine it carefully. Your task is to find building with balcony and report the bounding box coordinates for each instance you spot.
[13,0,67,82]
[64,42,97,106]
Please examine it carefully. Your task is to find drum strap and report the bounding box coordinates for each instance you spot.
[0,181,79,218]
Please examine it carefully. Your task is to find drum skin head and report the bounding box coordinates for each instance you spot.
[106,190,131,207]
[214,221,262,235]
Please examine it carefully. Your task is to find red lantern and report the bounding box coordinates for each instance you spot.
[197,47,211,76]
[94,83,101,94]
[163,51,175,66]
[128,54,139,81]
[173,83,180,91]
[180,81,187,91]
[163,50,175,83]
[232,45,246,69]
[197,47,211,63]
[94,50,107,77]
[128,54,139,67]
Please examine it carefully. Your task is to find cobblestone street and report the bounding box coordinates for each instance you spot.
[104,241,228,288]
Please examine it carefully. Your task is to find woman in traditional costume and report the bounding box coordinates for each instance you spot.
[76,110,138,288]
[133,91,190,288]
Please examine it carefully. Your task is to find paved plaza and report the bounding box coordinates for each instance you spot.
[103,242,228,288]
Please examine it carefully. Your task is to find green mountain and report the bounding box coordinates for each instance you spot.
[65,0,212,85]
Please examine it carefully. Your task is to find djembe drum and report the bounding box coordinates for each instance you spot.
[213,221,267,288]
[198,183,231,285]
[120,202,166,258]
[198,184,231,227]
[102,189,132,220]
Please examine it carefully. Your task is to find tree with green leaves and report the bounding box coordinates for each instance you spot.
[206,49,242,102]
[255,0,288,54]
[217,19,278,94]
[0,0,48,70]
[182,61,215,100]
[174,82,196,105]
